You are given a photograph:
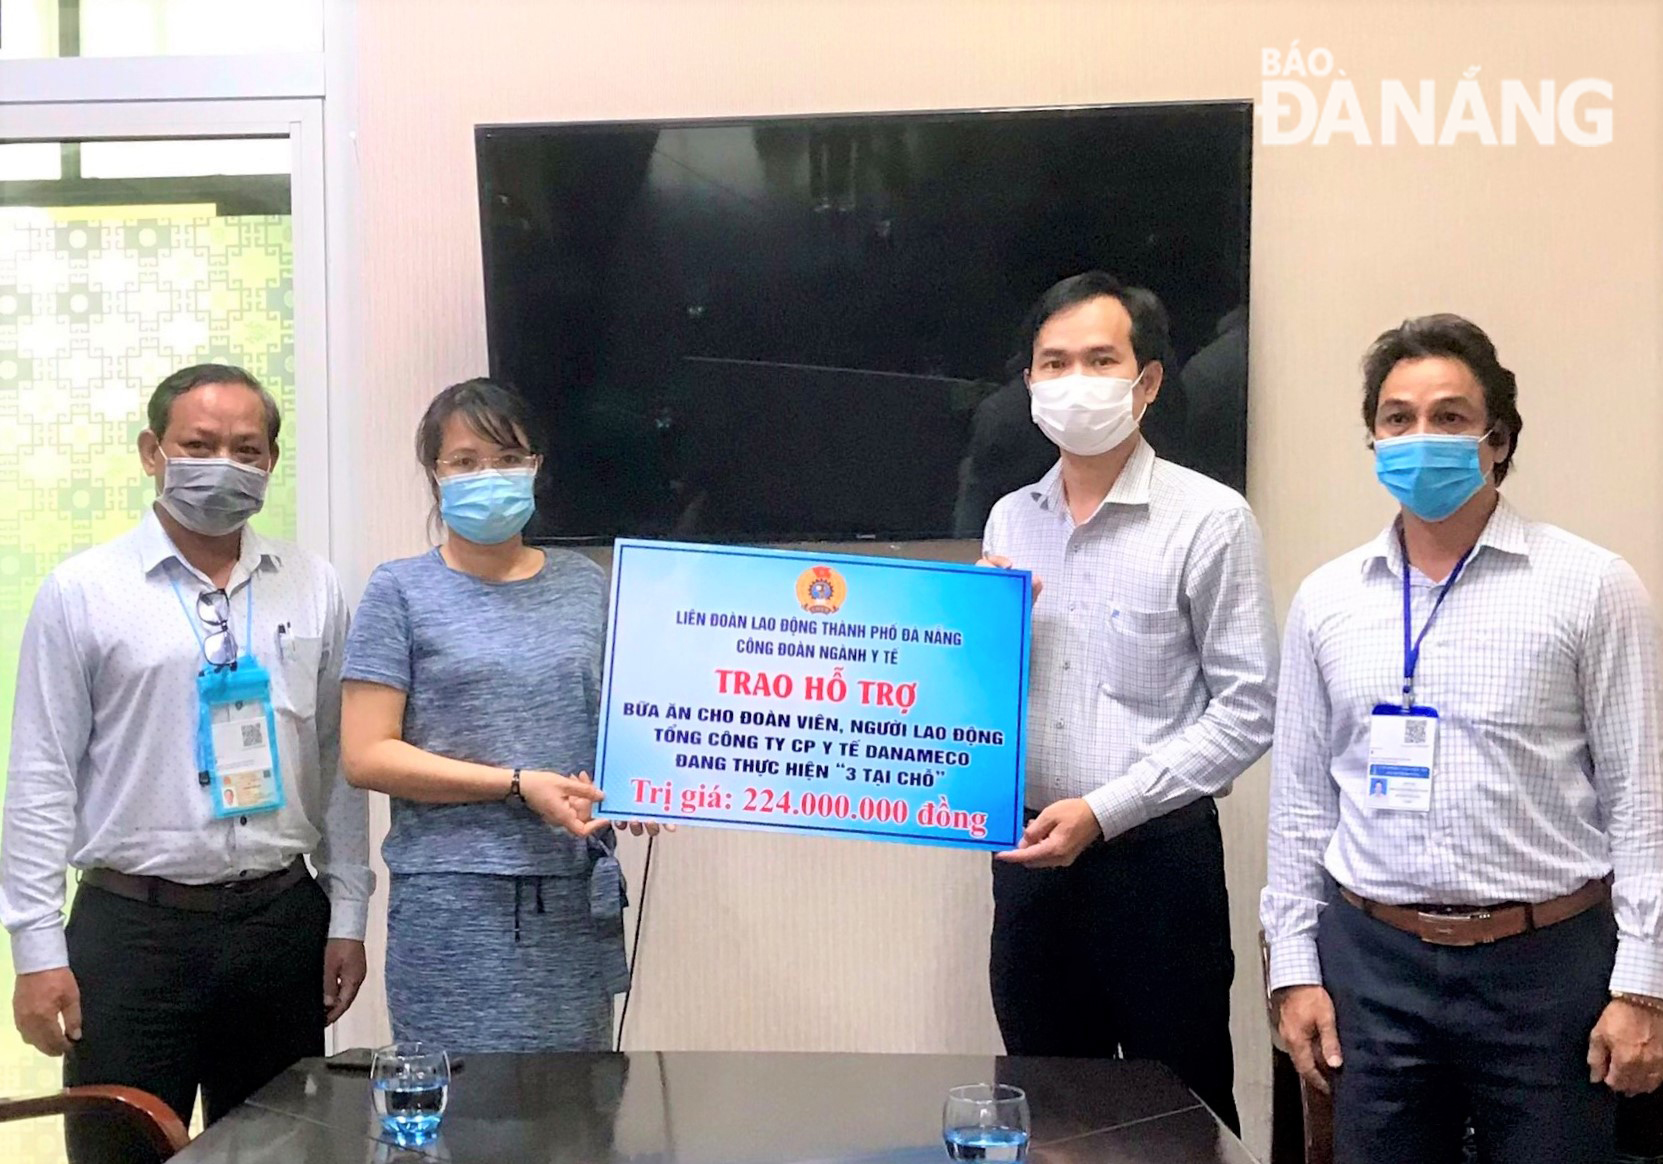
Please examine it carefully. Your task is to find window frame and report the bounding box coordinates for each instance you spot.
[0,96,333,556]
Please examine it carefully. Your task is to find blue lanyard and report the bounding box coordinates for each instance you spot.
[1398,527,1473,708]
[168,574,254,666]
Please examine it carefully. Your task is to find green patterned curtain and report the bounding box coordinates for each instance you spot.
[0,204,294,1157]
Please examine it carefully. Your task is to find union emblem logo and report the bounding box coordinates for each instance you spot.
[796,565,848,615]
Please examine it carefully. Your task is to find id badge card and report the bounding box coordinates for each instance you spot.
[1366,704,1438,813]
[195,658,285,818]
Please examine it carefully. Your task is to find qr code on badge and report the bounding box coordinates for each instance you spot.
[1403,719,1428,745]
[240,721,265,749]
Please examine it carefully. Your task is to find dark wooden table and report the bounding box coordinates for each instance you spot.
[172,1051,1257,1163]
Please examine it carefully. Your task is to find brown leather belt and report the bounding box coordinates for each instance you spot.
[1340,879,1610,947]
[82,858,309,914]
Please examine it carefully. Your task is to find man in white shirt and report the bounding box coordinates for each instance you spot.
[2,364,373,1159]
[1262,314,1663,1162]
[980,272,1278,1132]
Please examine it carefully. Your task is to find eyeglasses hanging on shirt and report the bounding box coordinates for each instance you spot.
[169,578,284,815]
[196,587,238,667]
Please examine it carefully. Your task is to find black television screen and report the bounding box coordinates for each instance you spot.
[476,102,1251,545]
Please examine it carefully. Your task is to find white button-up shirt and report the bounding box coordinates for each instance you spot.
[982,439,1279,839]
[1261,498,1663,996]
[1,510,374,974]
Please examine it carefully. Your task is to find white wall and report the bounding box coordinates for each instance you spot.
[331,2,1663,1154]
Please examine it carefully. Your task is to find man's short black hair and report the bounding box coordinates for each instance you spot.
[147,363,280,445]
[1362,314,1522,484]
[1021,271,1172,371]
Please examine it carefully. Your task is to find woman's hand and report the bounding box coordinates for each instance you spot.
[520,769,609,838]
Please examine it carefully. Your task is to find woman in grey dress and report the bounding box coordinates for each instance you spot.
[340,378,651,1052]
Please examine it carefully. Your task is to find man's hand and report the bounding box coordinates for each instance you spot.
[621,820,676,837]
[523,769,609,838]
[977,554,1043,601]
[13,967,81,1056]
[1275,984,1343,1095]
[1589,997,1663,1095]
[322,939,367,1025]
[994,798,1100,868]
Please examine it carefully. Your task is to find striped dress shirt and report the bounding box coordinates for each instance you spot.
[1,510,374,974]
[982,438,1279,840]
[1261,497,1663,996]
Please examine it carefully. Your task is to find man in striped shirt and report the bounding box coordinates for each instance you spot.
[1262,314,1663,1162]
[980,272,1278,1131]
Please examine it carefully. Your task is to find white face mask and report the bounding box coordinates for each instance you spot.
[1028,369,1146,456]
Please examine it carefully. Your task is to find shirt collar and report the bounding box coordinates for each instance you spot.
[1030,437,1157,516]
[1362,493,1530,579]
[138,506,280,583]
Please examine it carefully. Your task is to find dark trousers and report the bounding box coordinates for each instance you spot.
[989,798,1239,1134]
[1319,892,1617,1164]
[63,876,329,1164]
[1619,1087,1663,1161]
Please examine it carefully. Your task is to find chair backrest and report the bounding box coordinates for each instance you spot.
[0,1085,190,1163]
[1261,930,1335,1164]
[1299,1076,1335,1164]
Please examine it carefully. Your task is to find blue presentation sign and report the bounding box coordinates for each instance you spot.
[595,540,1032,851]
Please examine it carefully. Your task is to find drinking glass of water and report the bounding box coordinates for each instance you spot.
[371,1042,450,1145]
[943,1083,1030,1161]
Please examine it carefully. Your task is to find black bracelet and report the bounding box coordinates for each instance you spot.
[507,768,523,802]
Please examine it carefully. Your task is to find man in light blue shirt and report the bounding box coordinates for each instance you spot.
[981,272,1277,1132]
[1263,315,1663,1162]
[2,364,372,1160]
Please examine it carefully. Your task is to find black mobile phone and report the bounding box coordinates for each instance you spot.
[324,1047,466,1074]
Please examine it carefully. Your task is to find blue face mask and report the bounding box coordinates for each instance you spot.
[1373,433,1490,522]
[439,468,536,545]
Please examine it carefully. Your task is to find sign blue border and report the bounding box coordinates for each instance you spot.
[595,539,1031,850]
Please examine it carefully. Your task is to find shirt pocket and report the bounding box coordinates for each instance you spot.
[1096,602,1193,706]
[1458,626,1563,729]
[271,634,323,720]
